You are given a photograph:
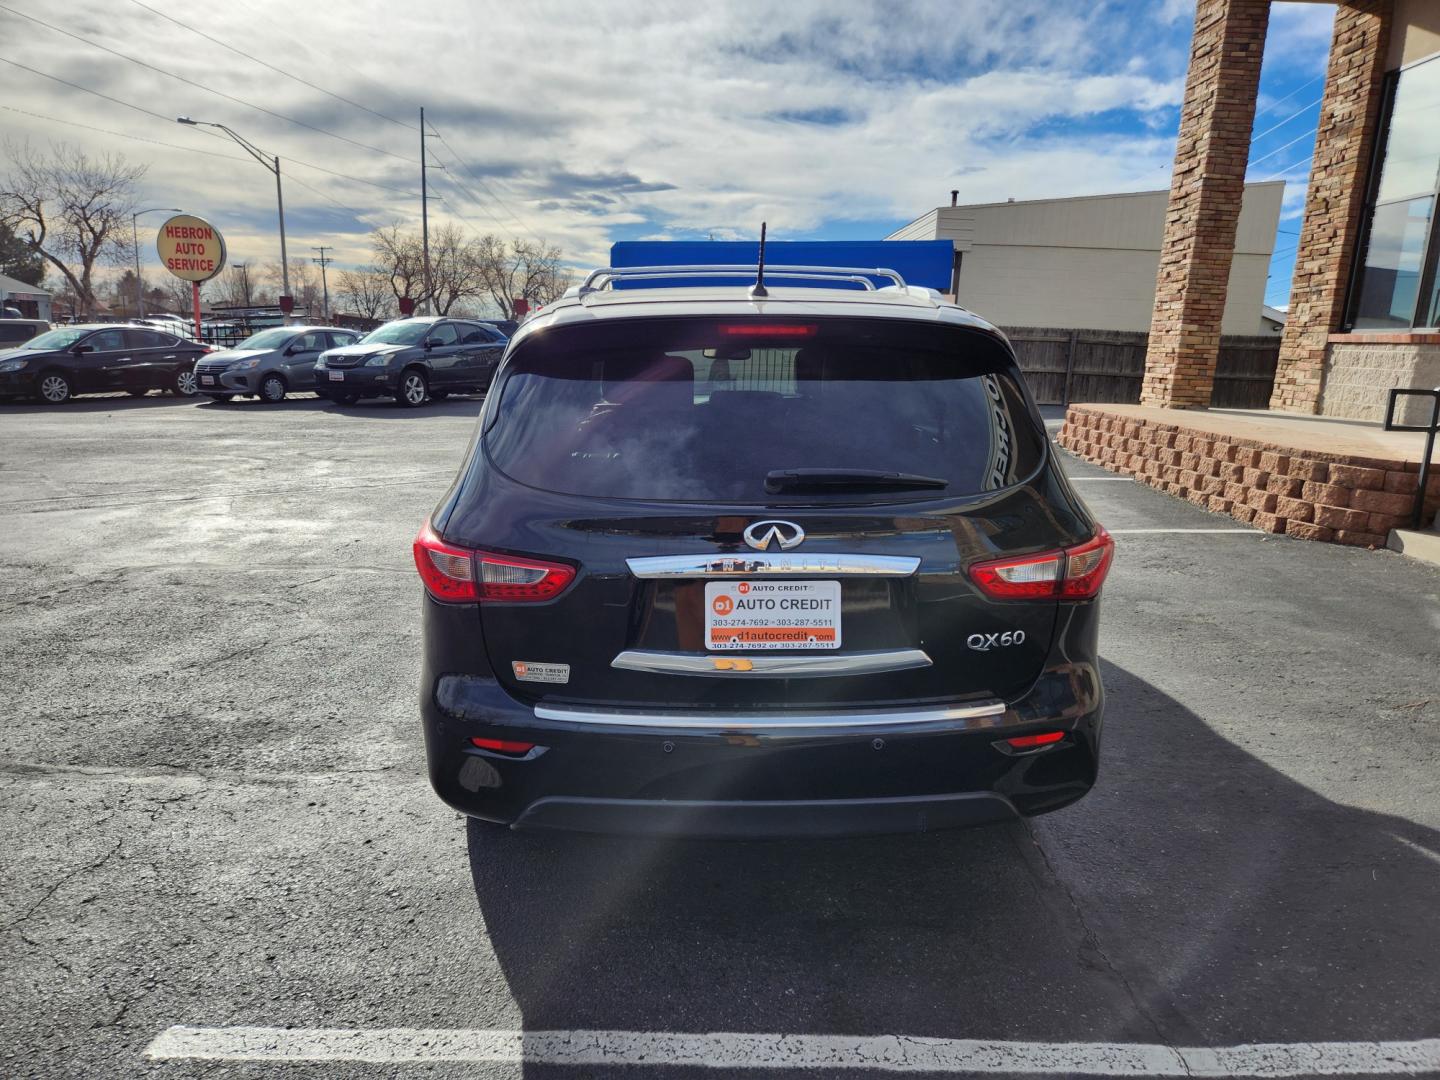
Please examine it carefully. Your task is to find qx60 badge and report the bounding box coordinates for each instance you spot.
[967,630,1027,652]
[743,520,805,552]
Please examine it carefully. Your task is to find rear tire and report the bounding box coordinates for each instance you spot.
[172,367,198,397]
[37,371,71,404]
[258,373,287,403]
[396,369,428,408]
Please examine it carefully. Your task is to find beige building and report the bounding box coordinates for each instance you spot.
[887,183,1284,336]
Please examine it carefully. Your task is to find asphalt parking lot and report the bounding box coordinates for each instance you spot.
[2,393,1439,1079]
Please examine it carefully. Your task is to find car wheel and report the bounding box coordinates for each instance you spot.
[258,374,287,403]
[204,394,235,404]
[38,371,71,404]
[396,369,428,408]
[173,367,199,397]
[127,389,149,398]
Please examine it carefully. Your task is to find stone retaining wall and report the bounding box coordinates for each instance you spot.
[1058,406,1440,547]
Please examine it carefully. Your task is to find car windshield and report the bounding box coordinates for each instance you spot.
[23,328,90,350]
[360,321,430,345]
[485,316,1043,503]
[235,328,295,350]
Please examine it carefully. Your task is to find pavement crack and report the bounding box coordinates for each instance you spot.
[3,831,123,933]
[1015,820,1172,1046]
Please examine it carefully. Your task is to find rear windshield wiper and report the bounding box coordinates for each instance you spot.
[765,468,948,493]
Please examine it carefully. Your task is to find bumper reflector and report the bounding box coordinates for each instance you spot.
[1004,731,1065,750]
[470,737,536,755]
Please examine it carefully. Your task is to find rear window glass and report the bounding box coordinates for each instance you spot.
[483,317,1042,504]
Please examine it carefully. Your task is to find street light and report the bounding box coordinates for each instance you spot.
[176,116,290,322]
[132,206,181,318]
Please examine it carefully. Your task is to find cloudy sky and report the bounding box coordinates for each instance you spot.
[1,0,1334,305]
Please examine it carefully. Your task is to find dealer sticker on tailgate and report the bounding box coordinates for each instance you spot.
[704,580,841,650]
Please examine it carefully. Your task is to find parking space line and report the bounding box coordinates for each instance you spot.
[145,1026,1440,1075]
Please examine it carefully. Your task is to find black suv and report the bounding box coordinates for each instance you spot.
[314,316,507,407]
[0,323,209,403]
[415,266,1113,837]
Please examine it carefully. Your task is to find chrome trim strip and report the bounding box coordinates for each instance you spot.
[533,700,1008,731]
[626,553,921,579]
[611,648,932,677]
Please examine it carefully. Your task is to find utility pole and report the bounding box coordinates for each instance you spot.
[419,107,444,315]
[312,246,333,322]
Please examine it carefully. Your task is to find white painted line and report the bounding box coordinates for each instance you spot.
[144,1026,1440,1076]
[1108,528,1259,535]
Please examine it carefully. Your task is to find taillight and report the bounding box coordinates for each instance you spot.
[413,521,575,603]
[476,552,575,601]
[720,323,816,337]
[968,525,1113,601]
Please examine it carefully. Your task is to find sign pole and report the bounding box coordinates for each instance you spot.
[192,282,202,341]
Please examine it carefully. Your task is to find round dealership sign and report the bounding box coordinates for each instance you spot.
[156,214,226,283]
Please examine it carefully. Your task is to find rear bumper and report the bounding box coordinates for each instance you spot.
[420,597,1103,836]
[512,792,1018,838]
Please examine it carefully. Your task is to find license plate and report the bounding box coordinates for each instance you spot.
[704,580,840,650]
[200,375,215,385]
[328,371,344,381]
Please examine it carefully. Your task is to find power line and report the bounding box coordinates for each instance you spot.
[125,0,419,133]
[0,59,419,200]
[0,3,415,164]
[1250,96,1322,144]
[0,103,247,162]
[1247,128,1315,171]
[426,124,544,245]
[1252,74,1325,122]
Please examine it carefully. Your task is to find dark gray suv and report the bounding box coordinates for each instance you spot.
[314,316,508,407]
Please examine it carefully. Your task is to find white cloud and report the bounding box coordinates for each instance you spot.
[0,0,1291,288]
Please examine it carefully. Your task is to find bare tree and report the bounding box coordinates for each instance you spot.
[476,236,572,318]
[0,141,147,317]
[371,223,428,309]
[428,222,488,315]
[336,268,394,321]
[263,258,320,316]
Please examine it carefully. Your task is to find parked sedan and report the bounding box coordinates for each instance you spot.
[314,316,507,407]
[0,324,209,404]
[195,326,362,403]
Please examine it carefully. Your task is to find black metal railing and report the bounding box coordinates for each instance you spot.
[1384,386,1440,530]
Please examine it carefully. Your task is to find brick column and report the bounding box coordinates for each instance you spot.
[1141,0,1270,409]
[1271,1,1393,414]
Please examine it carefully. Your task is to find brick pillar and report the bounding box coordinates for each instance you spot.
[1271,1,1392,414]
[1141,0,1270,409]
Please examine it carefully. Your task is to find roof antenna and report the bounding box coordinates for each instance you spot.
[750,221,768,298]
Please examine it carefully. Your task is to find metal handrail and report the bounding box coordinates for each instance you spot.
[578,263,909,296]
[1383,386,1440,529]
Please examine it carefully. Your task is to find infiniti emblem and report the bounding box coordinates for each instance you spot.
[743,520,805,552]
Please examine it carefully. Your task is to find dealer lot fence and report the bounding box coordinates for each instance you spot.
[1005,326,1280,408]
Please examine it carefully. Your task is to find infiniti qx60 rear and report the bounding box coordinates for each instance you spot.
[415,264,1112,837]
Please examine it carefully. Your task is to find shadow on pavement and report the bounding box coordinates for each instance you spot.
[466,659,1440,1053]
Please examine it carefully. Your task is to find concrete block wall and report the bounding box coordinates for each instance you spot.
[1320,336,1440,424]
[1058,405,1440,546]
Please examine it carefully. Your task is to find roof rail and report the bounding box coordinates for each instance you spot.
[578,264,908,297]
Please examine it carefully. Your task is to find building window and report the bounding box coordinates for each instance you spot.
[1349,54,1440,330]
